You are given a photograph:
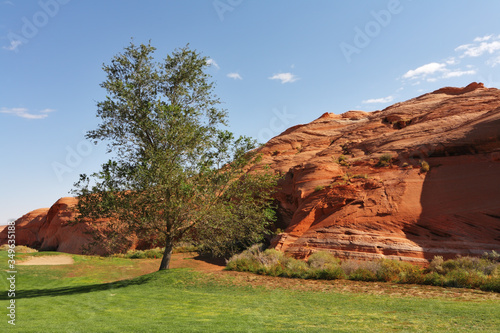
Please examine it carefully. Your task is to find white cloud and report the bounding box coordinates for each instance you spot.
[441,70,476,78]
[227,72,242,80]
[456,40,500,57]
[402,62,446,80]
[473,35,493,42]
[268,72,298,84]
[362,95,394,104]
[206,58,220,69]
[3,40,22,51]
[487,56,500,67]
[445,57,458,65]
[0,107,54,119]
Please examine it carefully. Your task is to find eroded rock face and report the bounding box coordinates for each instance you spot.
[0,197,147,255]
[0,198,97,254]
[253,82,500,263]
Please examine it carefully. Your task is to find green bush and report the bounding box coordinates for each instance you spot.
[377,259,422,283]
[337,155,349,166]
[377,154,392,167]
[314,185,325,192]
[349,268,378,282]
[307,251,340,269]
[309,266,346,280]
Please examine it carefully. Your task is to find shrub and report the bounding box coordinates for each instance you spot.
[482,250,500,263]
[377,154,392,167]
[377,259,423,283]
[428,256,445,274]
[337,155,349,166]
[0,245,38,253]
[284,259,309,278]
[341,259,381,277]
[444,269,486,289]
[310,266,346,280]
[348,268,378,282]
[314,185,325,192]
[420,160,430,173]
[480,277,500,293]
[307,251,340,269]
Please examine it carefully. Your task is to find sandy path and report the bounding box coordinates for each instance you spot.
[18,255,75,265]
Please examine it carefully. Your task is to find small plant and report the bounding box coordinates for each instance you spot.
[337,155,349,166]
[483,250,500,262]
[0,245,38,253]
[420,160,430,173]
[352,174,368,179]
[340,142,350,155]
[314,185,325,192]
[295,146,303,154]
[307,251,340,269]
[376,154,392,167]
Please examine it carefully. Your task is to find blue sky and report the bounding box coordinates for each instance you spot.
[1,0,500,224]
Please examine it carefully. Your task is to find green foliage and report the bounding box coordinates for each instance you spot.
[307,251,340,269]
[337,154,350,166]
[314,185,325,192]
[420,160,430,173]
[376,153,392,167]
[72,42,277,270]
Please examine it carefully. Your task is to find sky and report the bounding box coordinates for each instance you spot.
[1,0,500,225]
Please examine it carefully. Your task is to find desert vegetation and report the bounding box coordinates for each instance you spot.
[226,245,500,292]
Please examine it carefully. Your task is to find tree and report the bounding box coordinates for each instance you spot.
[72,42,277,270]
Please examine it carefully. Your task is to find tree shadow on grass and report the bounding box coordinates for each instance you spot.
[1,274,155,300]
[191,254,226,268]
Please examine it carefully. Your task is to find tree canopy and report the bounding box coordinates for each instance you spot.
[73,42,277,270]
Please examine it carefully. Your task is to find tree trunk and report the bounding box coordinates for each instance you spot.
[159,240,174,271]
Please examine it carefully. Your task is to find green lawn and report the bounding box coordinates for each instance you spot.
[1,252,499,332]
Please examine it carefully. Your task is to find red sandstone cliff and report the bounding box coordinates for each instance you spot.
[2,83,499,262]
[252,82,500,263]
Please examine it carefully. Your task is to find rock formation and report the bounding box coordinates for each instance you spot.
[253,82,500,263]
[2,82,499,262]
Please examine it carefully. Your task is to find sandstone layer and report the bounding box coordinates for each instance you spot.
[254,82,500,263]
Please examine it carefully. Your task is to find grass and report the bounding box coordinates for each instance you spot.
[1,251,500,332]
